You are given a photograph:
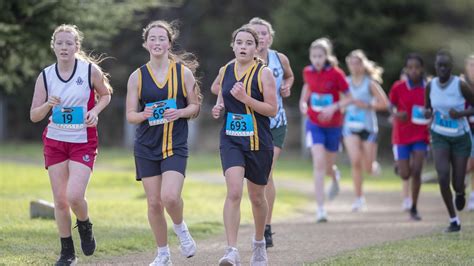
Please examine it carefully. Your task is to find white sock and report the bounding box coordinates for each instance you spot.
[227,246,238,251]
[333,165,341,181]
[173,221,187,235]
[449,216,460,225]
[158,245,170,255]
[254,237,265,244]
[317,207,326,215]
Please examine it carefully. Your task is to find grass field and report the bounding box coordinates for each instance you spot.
[312,226,474,265]
[0,143,309,264]
[0,142,463,264]
[0,142,440,192]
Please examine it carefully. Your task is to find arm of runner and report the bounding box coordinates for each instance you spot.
[389,103,408,121]
[210,67,225,95]
[369,80,390,111]
[230,67,277,117]
[319,91,353,121]
[299,83,310,115]
[424,81,432,119]
[164,66,200,121]
[30,72,59,123]
[450,80,474,118]
[460,80,474,106]
[212,91,225,119]
[86,64,112,127]
[126,70,152,124]
[278,53,294,98]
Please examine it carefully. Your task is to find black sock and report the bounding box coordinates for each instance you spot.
[410,204,417,213]
[60,236,75,255]
[265,224,271,231]
[77,218,90,225]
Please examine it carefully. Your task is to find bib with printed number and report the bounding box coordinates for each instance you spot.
[52,106,84,129]
[310,93,333,112]
[225,113,254,136]
[411,105,430,125]
[434,112,459,134]
[146,99,177,126]
[346,111,365,131]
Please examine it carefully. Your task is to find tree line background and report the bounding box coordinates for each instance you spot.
[1,0,473,154]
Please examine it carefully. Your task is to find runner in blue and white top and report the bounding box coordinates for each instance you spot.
[248,17,294,248]
[425,50,474,233]
[342,50,389,212]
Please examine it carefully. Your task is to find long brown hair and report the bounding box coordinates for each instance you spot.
[230,25,264,65]
[346,49,384,84]
[51,24,113,93]
[142,20,202,105]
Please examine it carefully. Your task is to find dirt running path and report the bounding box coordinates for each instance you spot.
[84,172,474,265]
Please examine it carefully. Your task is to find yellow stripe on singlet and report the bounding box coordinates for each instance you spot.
[162,62,175,159]
[243,63,258,150]
[181,64,187,97]
[257,67,264,93]
[247,65,260,151]
[138,69,143,100]
[146,62,171,89]
[219,64,230,94]
[167,62,178,157]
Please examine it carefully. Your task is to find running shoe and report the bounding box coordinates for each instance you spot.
[219,246,241,266]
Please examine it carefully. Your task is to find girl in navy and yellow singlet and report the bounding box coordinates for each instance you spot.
[212,26,277,266]
[30,24,112,265]
[125,21,201,265]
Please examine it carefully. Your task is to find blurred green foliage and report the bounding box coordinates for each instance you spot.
[272,0,474,91]
[1,0,472,144]
[0,0,177,94]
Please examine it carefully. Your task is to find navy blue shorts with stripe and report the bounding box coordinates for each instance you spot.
[135,154,187,181]
[220,146,273,185]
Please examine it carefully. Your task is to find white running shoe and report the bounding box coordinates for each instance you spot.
[352,197,367,212]
[250,239,268,266]
[316,208,328,223]
[149,253,172,266]
[219,246,241,266]
[174,224,196,258]
[402,198,412,212]
[468,194,474,211]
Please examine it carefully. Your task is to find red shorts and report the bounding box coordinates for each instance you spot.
[42,131,98,170]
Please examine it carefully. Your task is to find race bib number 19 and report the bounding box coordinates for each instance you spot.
[52,106,84,129]
[146,99,177,126]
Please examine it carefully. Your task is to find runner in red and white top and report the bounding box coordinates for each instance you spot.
[299,37,352,223]
[30,24,112,265]
[389,53,429,221]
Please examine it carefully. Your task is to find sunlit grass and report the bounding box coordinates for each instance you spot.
[0,157,308,264]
